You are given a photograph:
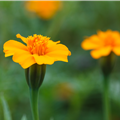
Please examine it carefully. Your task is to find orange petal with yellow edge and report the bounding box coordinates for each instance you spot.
[90,46,112,59]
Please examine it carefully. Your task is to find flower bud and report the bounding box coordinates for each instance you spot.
[25,64,46,90]
[100,52,115,78]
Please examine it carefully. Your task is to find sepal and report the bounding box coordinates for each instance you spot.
[25,64,46,90]
[100,52,115,78]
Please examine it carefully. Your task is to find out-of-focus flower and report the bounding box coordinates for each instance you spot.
[81,30,120,59]
[54,83,73,101]
[26,1,61,20]
[3,34,71,69]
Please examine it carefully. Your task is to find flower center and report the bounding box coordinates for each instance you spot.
[27,34,49,56]
[104,36,115,47]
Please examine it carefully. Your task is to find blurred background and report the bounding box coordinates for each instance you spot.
[0,1,120,120]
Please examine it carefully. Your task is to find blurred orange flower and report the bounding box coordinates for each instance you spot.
[81,30,120,59]
[3,34,71,69]
[26,1,61,20]
[54,83,73,101]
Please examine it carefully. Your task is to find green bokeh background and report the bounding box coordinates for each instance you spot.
[0,1,120,120]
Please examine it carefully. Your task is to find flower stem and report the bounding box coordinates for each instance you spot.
[103,76,110,120]
[30,88,39,120]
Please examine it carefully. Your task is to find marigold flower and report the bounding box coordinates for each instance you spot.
[3,34,71,69]
[26,1,61,20]
[81,30,120,59]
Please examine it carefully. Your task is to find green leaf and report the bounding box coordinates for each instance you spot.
[21,115,27,120]
[1,96,12,120]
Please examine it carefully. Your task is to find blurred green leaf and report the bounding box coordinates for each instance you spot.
[1,96,12,120]
[50,118,54,120]
[21,115,27,120]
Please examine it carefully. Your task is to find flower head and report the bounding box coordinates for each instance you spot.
[26,1,61,20]
[81,30,120,59]
[3,34,71,69]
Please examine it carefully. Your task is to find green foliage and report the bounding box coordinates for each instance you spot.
[1,96,12,120]
[21,115,27,120]
[1,96,28,120]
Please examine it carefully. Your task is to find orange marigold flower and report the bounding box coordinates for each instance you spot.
[81,30,120,59]
[26,1,61,20]
[3,34,71,69]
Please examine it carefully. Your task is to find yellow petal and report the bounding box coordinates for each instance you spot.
[81,35,101,50]
[47,44,70,53]
[3,40,27,57]
[112,47,120,55]
[47,40,60,47]
[16,34,27,44]
[46,51,69,62]
[12,51,32,63]
[19,56,36,69]
[33,54,54,65]
[90,46,112,59]
[112,31,120,38]
[4,50,14,57]
[97,30,107,39]
[46,44,71,62]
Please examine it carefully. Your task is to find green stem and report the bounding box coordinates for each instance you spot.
[103,76,110,120]
[30,89,39,120]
